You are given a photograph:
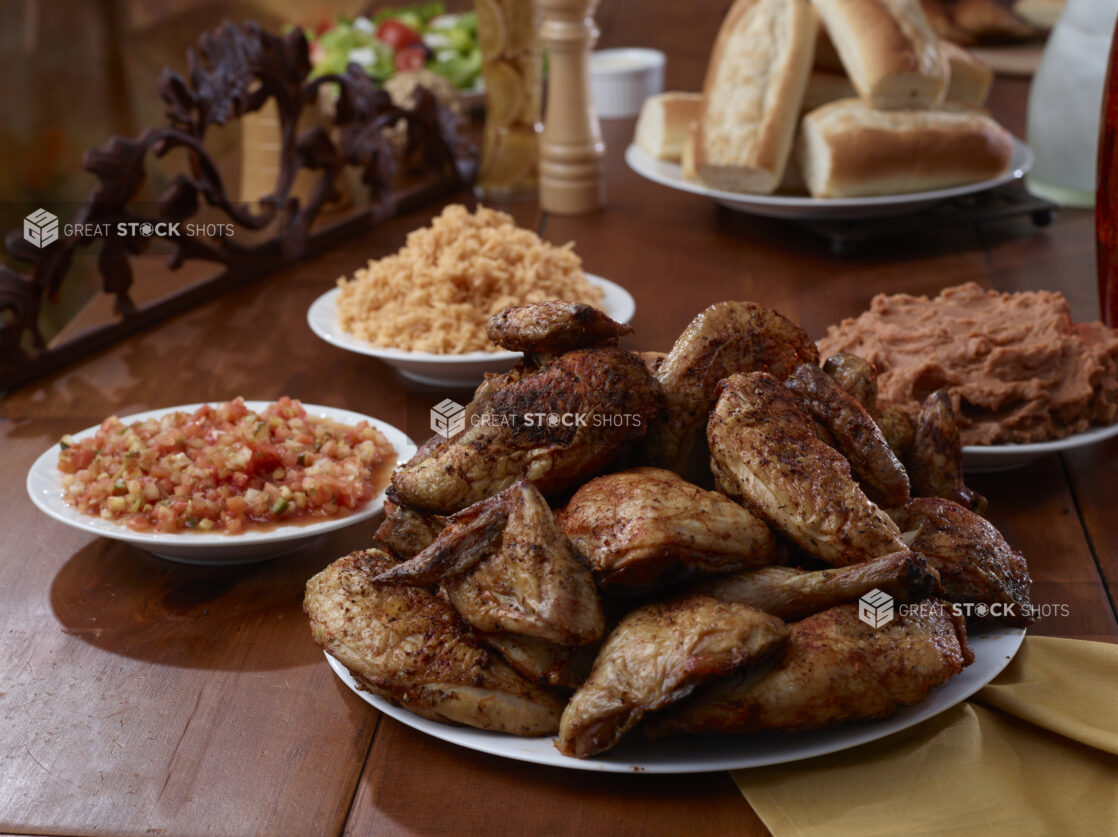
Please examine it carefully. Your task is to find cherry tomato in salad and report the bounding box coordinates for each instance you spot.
[394,44,429,72]
[376,19,422,51]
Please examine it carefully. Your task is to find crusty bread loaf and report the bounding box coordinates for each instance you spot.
[634,93,703,161]
[802,70,858,113]
[812,0,946,109]
[696,0,817,194]
[941,41,993,107]
[798,98,1015,197]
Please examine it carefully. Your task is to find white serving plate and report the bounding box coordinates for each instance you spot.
[326,626,1024,774]
[26,402,417,565]
[307,274,635,388]
[963,421,1118,473]
[625,139,1034,220]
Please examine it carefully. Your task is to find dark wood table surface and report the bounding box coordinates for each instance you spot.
[3,6,1118,835]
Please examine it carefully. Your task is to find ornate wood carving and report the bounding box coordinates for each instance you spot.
[0,20,475,391]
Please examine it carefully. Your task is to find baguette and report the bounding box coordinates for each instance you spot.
[696,0,817,194]
[634,93,703,161]
[798,98,1015,197]
[681,121,699,180]
[941,41,993,107]
[812,0,946,109]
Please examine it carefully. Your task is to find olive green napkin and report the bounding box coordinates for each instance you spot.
[732,636,1118,837]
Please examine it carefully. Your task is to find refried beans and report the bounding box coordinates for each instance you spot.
[817,283,1118,445]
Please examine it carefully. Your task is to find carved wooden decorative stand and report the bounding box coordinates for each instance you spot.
[0,20,476,391]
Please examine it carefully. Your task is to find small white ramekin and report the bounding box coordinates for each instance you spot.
[589,48,666,119]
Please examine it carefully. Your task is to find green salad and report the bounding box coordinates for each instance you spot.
[307,3,482,90]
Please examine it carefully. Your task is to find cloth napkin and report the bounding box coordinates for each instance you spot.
[731,636,1118,837]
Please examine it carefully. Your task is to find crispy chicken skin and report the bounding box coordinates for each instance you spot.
[304,549,563,736]
[893,497,1033,626]
[391,347,663,513]
[690,550,941,621]
[374,500,445,559]
[785,363,910,509]
[909,389,988,515]
[647,301,820,474]
[649,600,972,738]
[486,301,633,355]
[709,372,907,565]
[555,467,780,594]
[376,482,605,645]
[483,633,595,689]
[558,596,788,757]
[822,352,877,412]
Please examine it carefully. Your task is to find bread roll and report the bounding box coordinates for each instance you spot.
[812,0,946,109]
[696,0,817,194]
[798,98,1015,197]
[941,41,993,107]
[634,93,703,161]
[802,70,858,113]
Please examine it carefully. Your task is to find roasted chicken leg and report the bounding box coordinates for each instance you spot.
[558,595,787,757]
[648,600,972,738]
[556,467,780,594]
[709,372,907,565]
[909,389,988,515]
[304,549,563,735]
[893,497,1032,626]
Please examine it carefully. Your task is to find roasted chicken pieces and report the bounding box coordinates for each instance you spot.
[556,467,780,594]
[304,549,564,735]
[306,298,1029,760]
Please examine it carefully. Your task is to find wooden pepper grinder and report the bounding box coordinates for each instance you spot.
[537,0,605,214]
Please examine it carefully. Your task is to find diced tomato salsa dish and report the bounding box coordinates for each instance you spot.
[56,397,395,534]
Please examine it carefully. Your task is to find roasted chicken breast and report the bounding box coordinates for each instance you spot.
[708,372,907,565]
[556,467,780,594]
[391,347,663,513]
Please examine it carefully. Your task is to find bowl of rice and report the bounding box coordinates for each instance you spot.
[307,204,635,387]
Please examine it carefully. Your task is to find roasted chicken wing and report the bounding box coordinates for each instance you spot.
[649,600,972,737]
[689,549,940,621]
[376,481,605,645]
[304,549,563,735]
[557,596,787,757]
[893,497,1032,626]
[647,301,820,474]
[786,362,910,509]
[909,389,988,515]
[391,347,663,512]
[556,467,780,594]
[822,352,877,412]
[486,301,632,355]
[374,500,445,559]
[708,372,907,565]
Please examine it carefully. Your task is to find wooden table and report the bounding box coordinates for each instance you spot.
[3,8,1117,834]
